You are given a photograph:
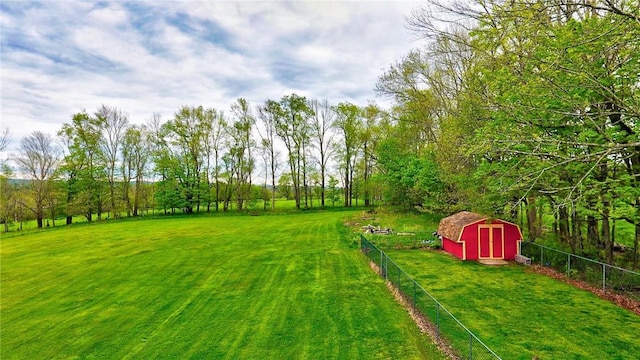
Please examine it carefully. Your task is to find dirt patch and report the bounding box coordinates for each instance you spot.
[368,261,461,359]
[527,265,640,316]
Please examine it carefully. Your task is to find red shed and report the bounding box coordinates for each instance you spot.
[437,211,523,261]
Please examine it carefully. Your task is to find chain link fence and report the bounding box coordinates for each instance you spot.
[520,242,640,297]
[361,234,501,360]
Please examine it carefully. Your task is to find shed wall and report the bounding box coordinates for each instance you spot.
[459,220,522,260]
[460,223,481,260]
[442,238,464,260]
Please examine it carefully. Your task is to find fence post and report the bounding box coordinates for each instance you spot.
[602,264,606,292]
[379,249,383,275]
[385,254,389,280]
[567,253,571,276]
[541,246,544,266]
[469,333,473,360]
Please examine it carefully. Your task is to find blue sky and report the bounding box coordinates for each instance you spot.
[1,1,423,151]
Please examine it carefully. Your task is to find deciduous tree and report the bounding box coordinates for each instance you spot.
[309,98,335,207]
[14,131,59,228]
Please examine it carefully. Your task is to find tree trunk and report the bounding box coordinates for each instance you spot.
[343,170,349,207]
[133,180,140,217]
[349,165,354,207]
[110,184,116,219]
[364,142,370,207]
[526,196,541,240]
[558,206,570,244]
[602,199,613,264]
[271,169,276,211]
[570,209,581,253]
[587,214,600,249]
[321,173,325,207]
[634,222,639,270]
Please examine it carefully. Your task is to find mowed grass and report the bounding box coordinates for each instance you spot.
[1,211,445,359]
[2,198,342,233]
[387,249,640,360]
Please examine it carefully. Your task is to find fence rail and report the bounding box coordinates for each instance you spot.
[360,234,501,360]
[520,242,640,294]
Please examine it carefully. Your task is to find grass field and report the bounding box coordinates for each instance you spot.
[2,199,340,233]
[1,210,445,359]
[386,249,640,360]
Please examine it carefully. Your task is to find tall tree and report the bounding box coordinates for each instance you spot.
[161,106,215,213]
[14,131,59,228]
[0,130,13,231]
[148,113,178,214]
[205,109,229,212]
[309,98,335,207]
[333,102,361,207]
[207,110,226,212]
[275,94,314,209]
[229,98,255,211]
[257,100,283,210]
[122,124,150,216]
[96,105,129,217]
[360,103,383,206]
[59,111,107,222]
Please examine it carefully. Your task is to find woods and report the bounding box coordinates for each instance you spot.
[1,0,638,269]
[377,0,640,267]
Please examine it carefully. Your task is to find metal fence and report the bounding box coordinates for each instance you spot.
[360,234,501,360]
[520,242,640,294]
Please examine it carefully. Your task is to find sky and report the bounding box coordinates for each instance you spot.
[0,0,425,153]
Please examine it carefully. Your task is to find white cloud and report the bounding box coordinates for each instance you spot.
[0,0,423,152]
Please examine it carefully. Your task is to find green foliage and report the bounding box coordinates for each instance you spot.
[154,106,220,213]
[274,94,315,209]
[277,172,293,200]
[376,138,446,211]
[58,111,109,221]
[333,102,361,207]
[389,0,640,265]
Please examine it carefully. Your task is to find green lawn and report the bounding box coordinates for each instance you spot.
[386,249,640,360]
[2,198,345,233]
[1,210,445,359]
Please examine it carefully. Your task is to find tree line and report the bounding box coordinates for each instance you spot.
[375,0,639,267]
[0,96,393,231]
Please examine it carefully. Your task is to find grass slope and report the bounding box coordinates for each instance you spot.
[1,211,445,359]
[387,249,640,360]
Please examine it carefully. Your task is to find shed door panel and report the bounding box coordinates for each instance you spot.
[479,227,491,258]
[492,227,504,258]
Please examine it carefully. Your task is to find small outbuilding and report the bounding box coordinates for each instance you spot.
[437,211,523,261]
